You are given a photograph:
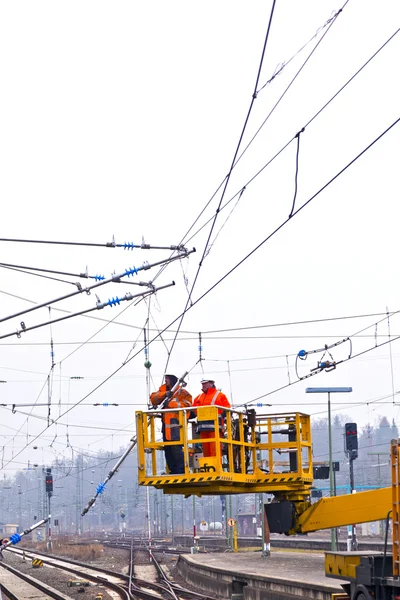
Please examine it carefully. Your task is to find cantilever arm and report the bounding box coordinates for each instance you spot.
[81,437,137,516]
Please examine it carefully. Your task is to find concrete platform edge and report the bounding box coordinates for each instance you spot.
[178,554,343,600]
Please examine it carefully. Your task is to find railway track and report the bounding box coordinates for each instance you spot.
[0,560,72,600]
[4,546,214,600]
[5,547,130,600]
[104,540,197,555]
[103,533,387,553]
[131,548,214,600]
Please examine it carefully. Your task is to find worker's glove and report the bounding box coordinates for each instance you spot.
[162,390,173,407]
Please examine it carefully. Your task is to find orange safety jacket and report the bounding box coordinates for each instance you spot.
[192,388,230,432]
[150,384,192,441]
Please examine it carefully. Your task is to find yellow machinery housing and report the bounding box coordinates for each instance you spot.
[136,406,313,500]
[321,439,400,600]
[137,405,400,599]
[137,406,399,536]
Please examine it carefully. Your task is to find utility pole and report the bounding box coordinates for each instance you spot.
[76,467,80,535]
[18,485,22,530]
[171,495,175,545]
[45,468,53,550]
[228,495,233,551]
[192,495,197,552]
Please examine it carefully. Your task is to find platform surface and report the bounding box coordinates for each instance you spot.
[185,549,345,591]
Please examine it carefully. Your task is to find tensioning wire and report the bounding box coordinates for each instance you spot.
[164,0,278,372]
[183,25,400,248]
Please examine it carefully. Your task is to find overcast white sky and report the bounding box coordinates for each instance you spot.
[0,1,399,475]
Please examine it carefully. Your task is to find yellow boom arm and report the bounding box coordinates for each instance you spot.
[297,486,391,533]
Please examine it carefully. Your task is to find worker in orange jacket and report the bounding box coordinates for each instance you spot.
[193,378,231,458]
[150,374,192,474]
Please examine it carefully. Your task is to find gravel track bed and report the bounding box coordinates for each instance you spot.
[4,544,217,600]
[3,548,118,600]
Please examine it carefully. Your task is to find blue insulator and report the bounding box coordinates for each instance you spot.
[96,482,106,495]
[123,242,136,250]
[199,345,203,352]
[93,274,105,281]
[298,349,307,357]
[256,403,263,407]
[106,296,121,307]
[103,403,109,406]
[10,533,21,545]
[124,266,139,277]
[320,362,326,369]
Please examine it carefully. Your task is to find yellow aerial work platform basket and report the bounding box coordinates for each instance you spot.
[136,407,313,497]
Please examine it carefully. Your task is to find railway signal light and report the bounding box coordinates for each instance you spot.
[345,423,358,458]
[45,472,53,493]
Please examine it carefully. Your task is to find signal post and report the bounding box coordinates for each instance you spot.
[45,468,53,550]
[345,422,358,551]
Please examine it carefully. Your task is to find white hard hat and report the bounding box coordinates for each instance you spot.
[201,378,215,384]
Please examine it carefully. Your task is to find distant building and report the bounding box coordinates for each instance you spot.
[2,524,18,535]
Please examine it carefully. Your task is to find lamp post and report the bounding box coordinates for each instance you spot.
[306,387,352,551]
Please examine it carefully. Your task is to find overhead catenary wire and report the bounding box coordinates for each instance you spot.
[183,25,400,248]
[228,3,348,178]
[4,398,400,409]
[59,286,151,366]
[0,261,158,288]
[2,115,398,472]
[0,281,392,336]
[0,261,104,280]
[0,263,79,286]
[246,330,400,407]
[0,236,188,251]
[0,250,193,326]
[3,346,400,386]
[256,6,346,94]
[2,29,396,464]
[163,0,277,372]
[0,283,175,342]
[2,332,400,350]
[150,2,348,284]
[2,120,399,464]
[1,12,398,475]
[0,370,52,456]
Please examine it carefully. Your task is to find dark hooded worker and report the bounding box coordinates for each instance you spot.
[150,374,192,474]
